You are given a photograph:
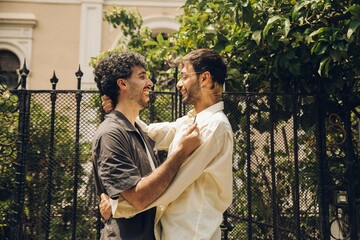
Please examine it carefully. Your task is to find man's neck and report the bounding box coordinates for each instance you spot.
[115,104,140,126]
[194,98,219,113]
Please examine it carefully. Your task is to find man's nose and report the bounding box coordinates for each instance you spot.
[176,79,183,89]
[148,78,154,88]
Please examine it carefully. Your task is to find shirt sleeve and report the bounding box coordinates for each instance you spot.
[96,125,141,199]
[112,121,233,218]
[136,117,178,151]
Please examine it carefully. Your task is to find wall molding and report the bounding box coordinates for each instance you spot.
[0,12,37,87]
[0,12,37,26]
[0,0,184,7]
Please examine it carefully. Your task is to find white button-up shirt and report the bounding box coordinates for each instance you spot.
[111,101,233,240]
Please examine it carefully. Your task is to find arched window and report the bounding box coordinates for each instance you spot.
[0,50,20,89]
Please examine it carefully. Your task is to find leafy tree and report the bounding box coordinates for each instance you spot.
[100,0,359,94]
[0,88,18,237]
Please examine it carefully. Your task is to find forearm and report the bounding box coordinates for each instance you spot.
[121,149,186,210]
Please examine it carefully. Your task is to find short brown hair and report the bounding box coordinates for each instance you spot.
[180,48,227,85]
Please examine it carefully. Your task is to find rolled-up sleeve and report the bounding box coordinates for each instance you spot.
[96,126,141,199]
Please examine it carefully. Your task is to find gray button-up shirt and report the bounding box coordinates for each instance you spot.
[92,110,160,240]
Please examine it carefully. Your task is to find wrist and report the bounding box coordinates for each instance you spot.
[170,147,187,164]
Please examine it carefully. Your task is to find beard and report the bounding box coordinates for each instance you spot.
[182,79,201,105]
[137,92,150,108]
[128,87,150,109]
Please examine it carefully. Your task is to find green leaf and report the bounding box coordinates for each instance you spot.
[347,20,360,39]
[318,57,331,77]
[263,16,282,37]
[292,1,311,21]
[224,44,234,52]
[240,0,249,7]
[143,40,159,47]
[284,19,291,37]
[348,4,360,18]
[252,30,262,45]
[311,40,328,55]
[156,33,165,44]
[309,27,328,38]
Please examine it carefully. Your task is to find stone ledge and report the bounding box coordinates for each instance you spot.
[0,12,37,26]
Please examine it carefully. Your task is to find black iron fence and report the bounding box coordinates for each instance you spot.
[0,64,359,239]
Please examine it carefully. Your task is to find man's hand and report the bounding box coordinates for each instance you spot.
[99,193,112,221]
[177,123,201,157]
[101,95,114,113]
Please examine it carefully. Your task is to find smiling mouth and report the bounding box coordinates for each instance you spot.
[180,91,187,97]
[143,88,151,96]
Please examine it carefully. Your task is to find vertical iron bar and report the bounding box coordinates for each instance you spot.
[12,62,30,240]
[316,92,330,240]
[222,211,229,240]
[71,67,83,239]
[342,94,358,240]
[44,72,58,240]
[149,94,155,123]
[269,86,278,239]
[245,94,253,240]
[292,94,301,239]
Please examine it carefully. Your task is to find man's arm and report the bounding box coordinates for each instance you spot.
[136,118,177,150]
[106,121,233,218]
[120,123,201,211]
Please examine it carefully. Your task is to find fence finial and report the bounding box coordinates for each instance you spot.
[19,59,30,89]
[245,77,250,93]
[75,65,83,90]
[50,71,58,90]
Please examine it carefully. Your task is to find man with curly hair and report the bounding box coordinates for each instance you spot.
[92,50,201,240]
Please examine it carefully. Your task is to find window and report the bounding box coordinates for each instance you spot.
[0,50,20,89]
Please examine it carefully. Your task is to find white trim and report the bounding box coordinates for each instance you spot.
[110,15,180,50]
[104,1,184,8]
[0,42,32,88]
[0,42,27,67]
[0,12,36,88]
[0,12,37,26]
[79,1,103,89]
[0,0,185,7]
[143,15,180,32]
[0,0,81,4]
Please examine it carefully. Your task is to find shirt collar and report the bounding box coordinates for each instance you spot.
[188,101,224,125]
[106,110,138,132]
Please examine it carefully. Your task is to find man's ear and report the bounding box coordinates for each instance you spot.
[200,71,211,87]
[117,78,127,90]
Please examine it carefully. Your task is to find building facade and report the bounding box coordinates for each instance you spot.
[0,0,184,90]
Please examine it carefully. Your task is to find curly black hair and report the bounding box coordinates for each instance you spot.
[93,50,146,105]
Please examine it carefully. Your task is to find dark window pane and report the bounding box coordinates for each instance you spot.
[0,50,20,89]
